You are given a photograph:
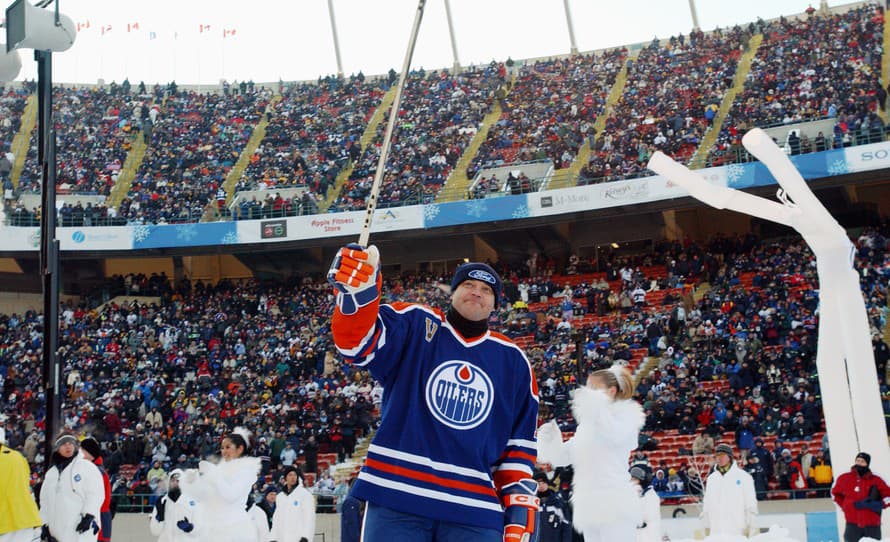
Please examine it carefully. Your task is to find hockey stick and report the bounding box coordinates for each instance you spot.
[357,0,427,247]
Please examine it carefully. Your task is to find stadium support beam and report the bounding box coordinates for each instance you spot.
[36,49,61,469]
[688,0,700,31]
[562,0,578,55]
[443,0,460,73]
[327,0,344,78]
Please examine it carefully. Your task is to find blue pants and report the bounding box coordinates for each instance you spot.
[362,502,502,542]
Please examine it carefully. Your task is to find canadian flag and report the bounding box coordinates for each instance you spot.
[127,22,139,32]
[223,28,236,38]
[76,20,90,32]
[199,24,211,33]
[101,24,112,36]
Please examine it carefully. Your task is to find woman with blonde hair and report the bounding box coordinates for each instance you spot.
[537,365,645,542]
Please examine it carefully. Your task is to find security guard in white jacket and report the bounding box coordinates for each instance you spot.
[39,435,104,542]
[701,443,758,537]
[149,470,203,542]
[270,467,315,542]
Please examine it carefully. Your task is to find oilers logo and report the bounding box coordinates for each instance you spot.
[425,361,493,430]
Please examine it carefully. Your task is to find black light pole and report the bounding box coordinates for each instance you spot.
[36,48,61,470]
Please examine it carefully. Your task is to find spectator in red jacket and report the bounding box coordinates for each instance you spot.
[80,436,113,542]
[832,452,890,542]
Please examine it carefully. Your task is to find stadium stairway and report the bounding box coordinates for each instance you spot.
[106,134,147,210]
[558,51,635,190]
[688,33,763,169]
[320,83,399,213]
[434,98,504,203]
[333,429,375,482]
[882,8,890,123]
[221,95,282,207]
[9,93,37,191]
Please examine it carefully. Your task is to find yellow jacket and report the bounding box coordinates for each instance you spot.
[809,461,833,485]
[0,444,42,534]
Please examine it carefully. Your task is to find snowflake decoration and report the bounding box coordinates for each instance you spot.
[423,204,440,222]
[465,199,488,218]
[132,224,154,243]
[725,163,746,187]
[176,224,198,242]
[220,231,239,245]
[512,204,531,219]
[827,159,848,176]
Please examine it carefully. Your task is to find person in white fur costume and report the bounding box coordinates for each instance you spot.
[537,365,645,542]
[181,428,262,542]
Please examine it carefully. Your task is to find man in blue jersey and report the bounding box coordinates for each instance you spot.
[329,244,540,542]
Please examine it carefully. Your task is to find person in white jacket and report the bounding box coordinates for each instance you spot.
[537,365,645,542]
[39,434,104,542]
[630,466,662,542]
[185,428,262,542]
[149,469,203,542]
[701,443,758,537]
[270,466,315,542]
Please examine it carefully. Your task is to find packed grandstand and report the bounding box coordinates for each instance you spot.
[1,0,890,524]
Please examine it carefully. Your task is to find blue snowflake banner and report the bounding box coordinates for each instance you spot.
[131,222,238,249]
[423,194,531,228]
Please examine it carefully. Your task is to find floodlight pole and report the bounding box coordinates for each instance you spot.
[36,48,61,470]
[443,0,460,73]
[562,0,578,55]
[327,0,344,78]
[688,0,700,31]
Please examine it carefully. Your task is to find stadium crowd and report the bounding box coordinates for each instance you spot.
[116,86,272,224]
[467,49,627,179]
[329,64,504,211]
[0,224,888,513]
[233,75,384,204]
[0,6,886,224]
[709,5,885,166]
[580,26,750,184]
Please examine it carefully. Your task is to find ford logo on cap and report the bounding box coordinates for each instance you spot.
[468,269,496,285]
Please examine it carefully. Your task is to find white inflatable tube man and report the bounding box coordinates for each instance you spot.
[648,128,890,538]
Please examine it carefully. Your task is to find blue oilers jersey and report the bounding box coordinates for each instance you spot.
[334,302,539,531]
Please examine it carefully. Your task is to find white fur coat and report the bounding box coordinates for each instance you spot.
[180,457,262,542]
[537,387,645,533]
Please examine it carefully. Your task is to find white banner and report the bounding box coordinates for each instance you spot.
[843,140,890,173]
[236,205,425,244]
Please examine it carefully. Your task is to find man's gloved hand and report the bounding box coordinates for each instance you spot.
[154,500,165,523]
[502,480,539,542]
[176,518,194,533]
[40,525,49,541]
[327,244,380,315]
[854,499,884,514]
[75,514,97,534]
[299,538,309,542]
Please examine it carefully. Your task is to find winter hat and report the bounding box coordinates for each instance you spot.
[282,466,301,480]
[450,263,502,307]
[856,452,871,467]
[54,433,79,451]
[533,470,549,483]
[264,485,279,496]
[715,443,734,457]
[629,466,648,482]
[80,436,102,459]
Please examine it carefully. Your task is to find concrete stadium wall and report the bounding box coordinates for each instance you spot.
[112,511,342,542]
[111,499,837,542]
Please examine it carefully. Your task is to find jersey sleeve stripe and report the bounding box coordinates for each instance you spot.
[500,450,536,463]
[364,458,498,498]
[506,438,537,450]
[493,463,534,475]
